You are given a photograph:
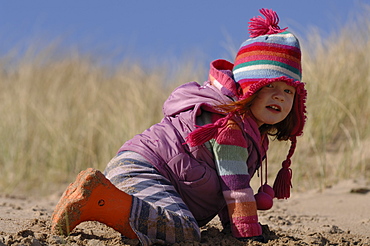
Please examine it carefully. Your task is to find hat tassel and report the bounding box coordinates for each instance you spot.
[273,137,296,199]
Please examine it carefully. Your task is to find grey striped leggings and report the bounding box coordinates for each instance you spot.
[104,151,201,245]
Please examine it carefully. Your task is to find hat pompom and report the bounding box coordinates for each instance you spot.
[248,8,288,38]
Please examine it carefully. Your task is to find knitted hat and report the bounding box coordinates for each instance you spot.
[232,8,307,199]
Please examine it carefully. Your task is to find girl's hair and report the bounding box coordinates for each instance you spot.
[217,91,297,141]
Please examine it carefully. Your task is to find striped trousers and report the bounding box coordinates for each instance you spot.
[104,151,201,245]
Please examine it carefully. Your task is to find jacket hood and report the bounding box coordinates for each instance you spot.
[163,60,238,118]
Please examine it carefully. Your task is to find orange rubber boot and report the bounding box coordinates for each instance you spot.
[51,168,137,239]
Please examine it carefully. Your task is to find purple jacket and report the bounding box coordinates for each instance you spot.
[119,60,268,226]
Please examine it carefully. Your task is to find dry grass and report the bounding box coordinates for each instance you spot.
[1,15,370,195]
[0,45,205,194]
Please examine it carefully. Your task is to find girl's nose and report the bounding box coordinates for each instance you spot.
[273,90,285,101]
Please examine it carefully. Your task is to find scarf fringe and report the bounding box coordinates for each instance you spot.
[185,113,233,147]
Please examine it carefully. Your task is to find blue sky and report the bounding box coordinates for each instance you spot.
[0,0,366,66]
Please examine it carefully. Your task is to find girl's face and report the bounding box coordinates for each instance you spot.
[250,81,295,127]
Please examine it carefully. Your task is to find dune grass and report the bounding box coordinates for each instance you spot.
[0,45,207,195]
[1,17,370,196]
[291,18,370,190]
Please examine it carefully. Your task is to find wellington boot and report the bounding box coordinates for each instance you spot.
[51,168,137,239]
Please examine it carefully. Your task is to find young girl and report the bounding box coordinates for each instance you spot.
[51,9,307,245]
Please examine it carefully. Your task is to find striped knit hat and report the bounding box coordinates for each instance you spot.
[232,9,307,199]
[233,8,302,99]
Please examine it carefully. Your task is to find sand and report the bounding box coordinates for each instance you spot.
[0,179,369,246]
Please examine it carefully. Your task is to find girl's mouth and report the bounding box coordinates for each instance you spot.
[266,105,281,112]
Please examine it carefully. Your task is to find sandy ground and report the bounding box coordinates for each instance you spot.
[0,179,369,246]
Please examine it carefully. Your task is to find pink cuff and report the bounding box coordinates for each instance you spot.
[231,217,262,238]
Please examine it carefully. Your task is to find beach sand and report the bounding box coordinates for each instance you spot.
[1,179,369,245]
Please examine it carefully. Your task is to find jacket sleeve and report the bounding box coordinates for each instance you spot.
[211,120,262,238]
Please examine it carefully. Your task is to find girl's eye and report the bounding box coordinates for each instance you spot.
[266,84,273,88]
[284,89,293,94]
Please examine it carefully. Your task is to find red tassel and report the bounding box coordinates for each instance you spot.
[273,137,296,199]
[273,161,292,199]
[248,8,288,38]
[185,123,220,147]
[185,113,233,147]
